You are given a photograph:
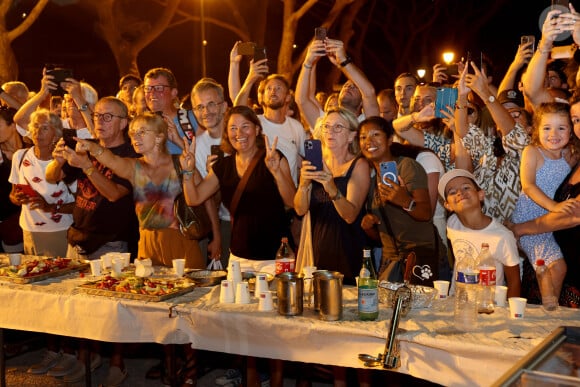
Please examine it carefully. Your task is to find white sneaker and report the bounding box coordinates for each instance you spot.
[27,350,61,374]
[46,353,77,377]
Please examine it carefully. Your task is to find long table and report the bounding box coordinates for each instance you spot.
[1,272,580,387]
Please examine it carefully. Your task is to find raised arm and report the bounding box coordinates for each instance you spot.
[180,136,221,206]
[76,139,135,183]
[228,41,243,104]
[498,41,533,94]
[326,39,379,117]
[466,62,516,137]
[264,136,296,208]
[61,78,95,137]
[233,59,268,107]
[392,104,435,147]
[14,73,55,130]
[522,9,571,108]
[295,39,326,129]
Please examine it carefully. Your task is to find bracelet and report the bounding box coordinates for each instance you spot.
[330,189,342,201]
[182,170,194,176]
[339,56,353,67]
[92,147,104,157]
[303,63,313,69]
[83,166,95,177]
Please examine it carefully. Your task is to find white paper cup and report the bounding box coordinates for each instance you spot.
[433,280,450,299]
[111,258,123,277]
[101,254,112,269]
[89,260,102,276]
[235,282,250,304]
[228,261,242,286]
[254,274,269,296]
[220,280,235,303]
[173,259,186,277]
[116,253,130,268]
[495,285,508,307]
[8,253,21,266]
[258,291,274,311]
[508,297,527,319]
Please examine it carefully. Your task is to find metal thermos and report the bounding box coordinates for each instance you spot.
[313,270,343,321]
[276,272,303,316]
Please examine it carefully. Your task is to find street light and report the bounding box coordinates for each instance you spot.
[442,52,455,65]
[417,68,426,79]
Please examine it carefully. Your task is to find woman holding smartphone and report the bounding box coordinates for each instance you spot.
[294,107,370,285]
[359,116,445,285]
[9,109,75,257]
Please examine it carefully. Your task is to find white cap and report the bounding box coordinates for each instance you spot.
[437,169,478,199]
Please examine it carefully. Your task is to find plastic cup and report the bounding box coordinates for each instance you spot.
[100,254,112,269]
[495,285,508,307]
[8,253,21,266]
[433,280,450,299]
[235,282,250,304]
[111,258,123,277]
[254,274,269,296]
[220,280,235,303]
[258,291,274,311]
[173,259,186,277]
[508,297,527,319]
[89,260,102,276]
[117,253,131,268]
[228,260,242,287]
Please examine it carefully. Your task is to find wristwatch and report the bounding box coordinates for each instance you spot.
[339,56,353,67]
[486,95,496,104]
[403,199,416,212]
[79,103,89,112]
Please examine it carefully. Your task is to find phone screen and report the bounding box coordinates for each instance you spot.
[254,47,267,62]
[46,68,73,96]
[379,161,397,187]
[62,128,77,150]
[315,27,327,40]
[435,87,458,118]
[304,139,323,171]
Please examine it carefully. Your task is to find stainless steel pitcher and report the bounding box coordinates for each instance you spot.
[313,270,343,321]
[276,272,303,316]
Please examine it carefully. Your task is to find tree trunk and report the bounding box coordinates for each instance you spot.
[0,35,18,83]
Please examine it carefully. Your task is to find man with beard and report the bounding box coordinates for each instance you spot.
[143,67,199,154]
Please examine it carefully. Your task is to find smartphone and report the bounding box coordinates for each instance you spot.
[210,144,224,160]
[443,63,459,80]
[521,35,535,52]
[379,161,398,187]
[552,0,570,11]
[304,139,323,171]
[315,27,327,41]
[238,42,256,56]
[435,87,458,118]
[551,44,576,59]
[253,46,267,62]
[62,128,77,150]
[46,68,73,96]
[15,184,37,198]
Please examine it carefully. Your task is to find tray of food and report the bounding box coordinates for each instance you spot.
[0,257,89,284]
[77,275,195,302]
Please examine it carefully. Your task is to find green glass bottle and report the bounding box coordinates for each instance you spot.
[358,248,379,321]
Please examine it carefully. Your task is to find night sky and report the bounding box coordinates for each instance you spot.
[8,0,571,101]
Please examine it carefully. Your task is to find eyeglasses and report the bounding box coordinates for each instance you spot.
[129,128,156,138]
[193,101,222,113]
[322,123,348,133]
[91,112,126,122]
[144,85,170,93]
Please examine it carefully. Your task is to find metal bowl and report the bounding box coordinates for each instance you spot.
[242,271,275,292]
[187,269,227,286]
[378,281,436,309]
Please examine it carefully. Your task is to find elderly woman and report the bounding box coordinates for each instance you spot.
[294,107,371,285]
[76,112,211,269]
[9,109,75,257]
[181,105,295,273]
[359,116,444,286]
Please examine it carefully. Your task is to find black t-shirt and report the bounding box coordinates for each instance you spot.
[0,152,21,221]
[65,142,138,253]
[212,152,289,260]
[554,167,580,289]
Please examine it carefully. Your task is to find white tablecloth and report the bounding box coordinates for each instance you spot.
[2,272,580,387]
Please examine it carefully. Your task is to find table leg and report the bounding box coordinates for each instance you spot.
[0,328,5,387]
[82,339,91,387]
[167,344,178,387]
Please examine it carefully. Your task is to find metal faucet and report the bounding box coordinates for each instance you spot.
[358,286,412,369]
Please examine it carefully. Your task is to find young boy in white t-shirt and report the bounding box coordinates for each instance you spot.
[438,169,521,297]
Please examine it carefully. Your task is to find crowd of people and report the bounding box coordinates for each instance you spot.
[3,4,580,387]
